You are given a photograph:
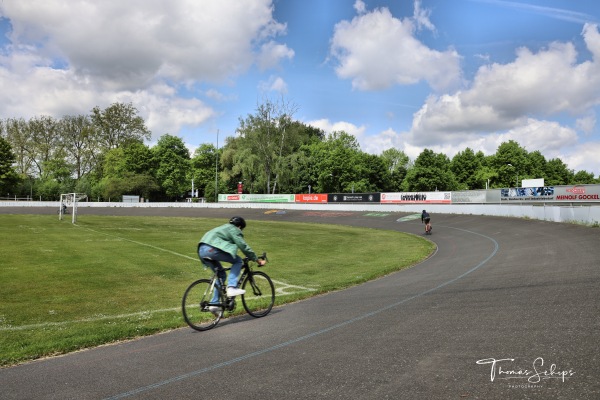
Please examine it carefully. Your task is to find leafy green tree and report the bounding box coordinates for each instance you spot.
[35,178,62,200]
[354,152,389,192]
[43,148,73,185]
[572,170,596,184]
[310,131,361,193]
[0,136,21,195]
[473,166,498,189]
[527,150,547,182]
[97,141,158,200]
[60,115,98,180]
[28,116,62,179]
[190,143,219,199]
[491,140,530,187]
[231,98,314,193]
[403,149,458,191]
[545,158,573,185]
[3,118,34,177]
[451,148,483,190]
[380,148,409,191]
[102,141,156,177]
[91,102,151,150]
[152,135,190,200]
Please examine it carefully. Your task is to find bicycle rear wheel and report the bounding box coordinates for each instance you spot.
[182,279,223,331]
[241,271,275,318]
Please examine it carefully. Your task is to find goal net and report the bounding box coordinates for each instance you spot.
[59,193,88,223]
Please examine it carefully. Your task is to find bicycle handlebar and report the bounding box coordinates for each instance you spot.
[243,252,268,266]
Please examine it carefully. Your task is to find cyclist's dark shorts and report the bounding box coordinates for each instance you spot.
[424,217,430,223]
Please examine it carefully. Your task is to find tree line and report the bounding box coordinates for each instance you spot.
[1,100,598,202]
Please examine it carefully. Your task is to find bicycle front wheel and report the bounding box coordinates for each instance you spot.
[241,271,275,318]
[182,279,223,331]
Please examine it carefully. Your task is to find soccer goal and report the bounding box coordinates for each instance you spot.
[59,193,88,223]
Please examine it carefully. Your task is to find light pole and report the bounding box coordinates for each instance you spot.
[507,163,518,187]
[215,129,219,202]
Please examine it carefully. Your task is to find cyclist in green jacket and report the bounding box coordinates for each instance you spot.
[198,216,265,297]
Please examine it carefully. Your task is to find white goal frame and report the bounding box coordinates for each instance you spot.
[59,193,88,223]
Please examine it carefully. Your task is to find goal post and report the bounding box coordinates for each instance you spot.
[59,193,88,223]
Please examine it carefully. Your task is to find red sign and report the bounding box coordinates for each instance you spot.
[566,186,585,194]
[295,194,328,203]
[237,182,243,194]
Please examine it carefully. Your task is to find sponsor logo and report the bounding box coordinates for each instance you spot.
[556,194,599,200]
[566,186,586,194]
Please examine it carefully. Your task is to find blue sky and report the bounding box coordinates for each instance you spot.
[1,0,600,175]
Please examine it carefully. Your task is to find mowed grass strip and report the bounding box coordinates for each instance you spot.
[0,214,434,366]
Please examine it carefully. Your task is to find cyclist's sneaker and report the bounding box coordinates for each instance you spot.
[208,306,220,317]
[227,287,245,296]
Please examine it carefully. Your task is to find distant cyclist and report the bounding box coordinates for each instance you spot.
[421,210,431,234]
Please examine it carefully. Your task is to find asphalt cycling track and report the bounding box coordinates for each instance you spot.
[0,207,598,400]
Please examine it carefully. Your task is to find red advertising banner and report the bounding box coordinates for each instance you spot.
[295,194,328,203]
[223,195,241,201]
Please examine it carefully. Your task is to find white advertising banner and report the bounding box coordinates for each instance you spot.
[381,192,452,204]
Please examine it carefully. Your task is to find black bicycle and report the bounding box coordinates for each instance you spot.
[182,252,274,331]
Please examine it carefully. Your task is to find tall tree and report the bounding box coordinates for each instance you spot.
[492,140,530,187]
[380,148,410,191]
[451,147,482,190]
[152,135,190,200]
[234,98,300,193]
[190,143,219,199]
[0,136,21,195]
[3,118,34,177]
[527,150,547,181]
[545,158,573,185]
[403,149,458,191]
[60,115,98,180]
[91,102,151,150]
[312,131,364,193]
[98,142,159,200]
[28,116,62,179]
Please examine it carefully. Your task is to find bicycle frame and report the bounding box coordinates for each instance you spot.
[207,262,252,311]
[182,252,272,331]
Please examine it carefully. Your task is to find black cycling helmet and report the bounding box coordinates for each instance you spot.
[229,216,246,230]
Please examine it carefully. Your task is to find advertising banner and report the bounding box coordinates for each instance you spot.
[294,194,328,203]
[554,185,600,202]
[500,185,600,202]
[451,190,487,203]
[500,187,555,201]
[327,193,381,203]
[380,192,451,204]
[218,194,295,203]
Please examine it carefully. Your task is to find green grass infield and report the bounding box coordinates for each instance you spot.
[0,214,434,366]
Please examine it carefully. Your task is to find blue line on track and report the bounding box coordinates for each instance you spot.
[105,226,499,400]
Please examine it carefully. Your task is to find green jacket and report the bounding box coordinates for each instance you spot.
[199,223,259,261]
